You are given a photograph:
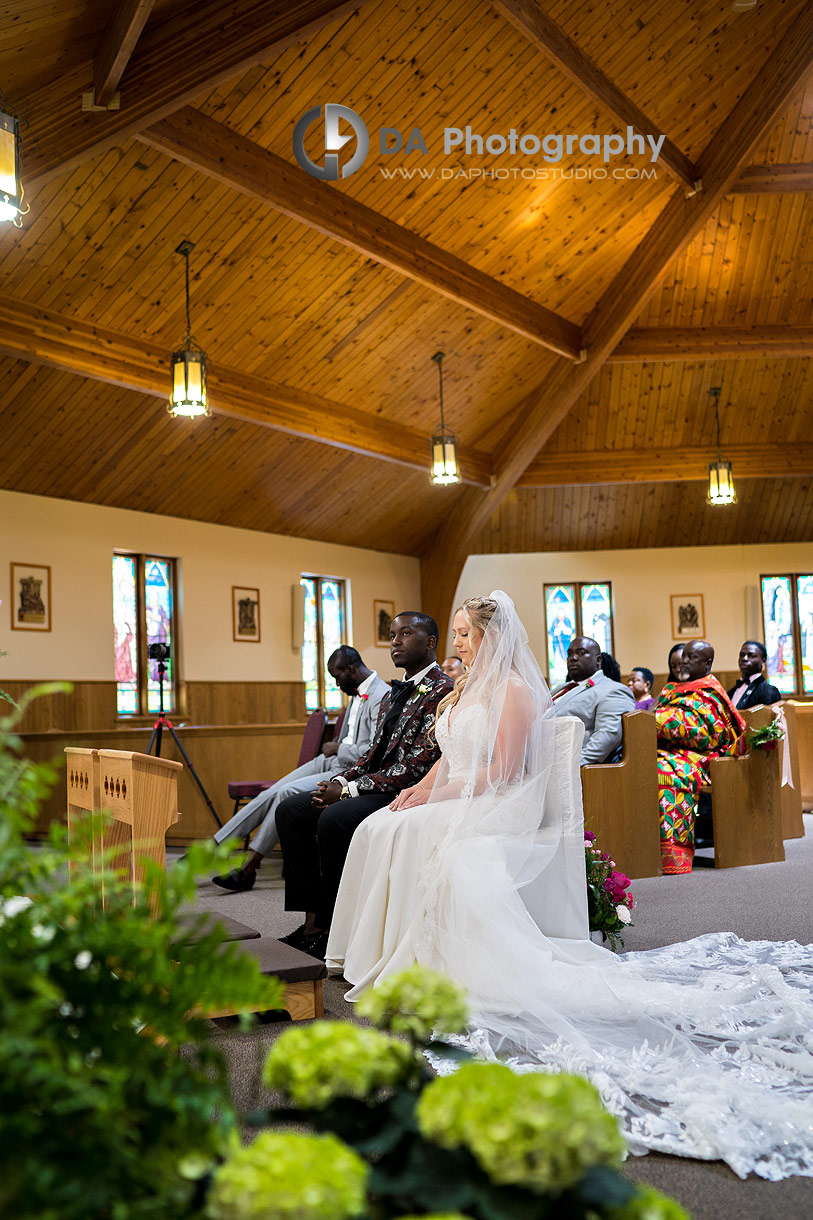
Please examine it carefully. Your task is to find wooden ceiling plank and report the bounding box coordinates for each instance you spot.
[94,0,156,108]
[0,296,492,486]
[610,324,813,361]
[731,162,813,194]
[492,0,699,192]
[137,107,582,358]
[420,0,813,629]
[22,0,371,185]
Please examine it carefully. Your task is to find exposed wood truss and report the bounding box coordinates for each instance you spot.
[420,0,813,631]
[730,163,813,194]
[0,298,491,485]
[93,0,156,107]
[21,0,371,185]
[492,0,699,193]
[609,326,813,362]
[138,108,582,359]
[517,444,813,488]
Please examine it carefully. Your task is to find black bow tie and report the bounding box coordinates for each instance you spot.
[389,679,414,696]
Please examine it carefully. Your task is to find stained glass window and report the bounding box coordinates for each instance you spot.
[301,575,347,711]
[112,553,177,715]
[798,575,813,696]
[543,581,615,688]
[761,576,797,694]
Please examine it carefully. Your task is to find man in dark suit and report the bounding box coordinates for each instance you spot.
[275,611,452,959]
[728,640,782,710]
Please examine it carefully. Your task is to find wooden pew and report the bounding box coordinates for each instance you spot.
[706,705,785,869]
[789,701,813,811]
[581,711,662,879]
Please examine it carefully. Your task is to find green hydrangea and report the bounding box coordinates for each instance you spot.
[609,1186,691,1220]
[207,1131,367,1220]
[416,1062,625,1194]
[356,965,470,1041]
[263,1020,413,1108]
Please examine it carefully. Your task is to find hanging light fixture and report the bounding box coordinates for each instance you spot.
[168,240,210,418]
[706,386,736,505]
[0,96,28,227]
[429,351,459,485]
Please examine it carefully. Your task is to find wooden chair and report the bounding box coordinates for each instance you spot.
[581,711,662,879]
[66,747,182,906]
[704,705,785,869]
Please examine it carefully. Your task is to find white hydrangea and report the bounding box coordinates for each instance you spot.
[616,905,632,925]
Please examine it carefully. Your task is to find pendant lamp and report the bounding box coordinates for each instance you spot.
[429,351,459,485]
[168,240,210,418]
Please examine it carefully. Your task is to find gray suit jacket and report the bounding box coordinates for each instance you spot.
[553,671,635,764]
[335,672,390,769]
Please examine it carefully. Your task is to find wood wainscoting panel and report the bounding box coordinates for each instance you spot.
[23,723,305,841]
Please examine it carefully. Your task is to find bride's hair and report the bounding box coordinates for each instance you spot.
[436,595,499,719]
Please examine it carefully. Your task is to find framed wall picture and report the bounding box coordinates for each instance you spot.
[10,562,51,632]
[670,594,705,640]
[232,586,261,643]
[374,599,395,647]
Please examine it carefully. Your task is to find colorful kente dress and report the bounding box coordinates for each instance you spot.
[655,676,746,874]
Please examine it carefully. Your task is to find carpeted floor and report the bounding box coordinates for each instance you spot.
[179,816,813,1220]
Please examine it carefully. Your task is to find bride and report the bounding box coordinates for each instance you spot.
[326,592,813,1181]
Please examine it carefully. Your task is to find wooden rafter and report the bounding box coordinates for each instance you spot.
[94,0,156,107]
[0,298,492,486]
[21,0,371,185]
[730,162,813,194]
[138,108,582,359]
[517,444,813,488]
[610,326,813,362]
[420,0,813,633]
[492,0,699,193]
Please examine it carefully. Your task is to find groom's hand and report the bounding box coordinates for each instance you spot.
[311,780,343,808]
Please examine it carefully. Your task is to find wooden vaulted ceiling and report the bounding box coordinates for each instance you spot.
[1,0,813,625]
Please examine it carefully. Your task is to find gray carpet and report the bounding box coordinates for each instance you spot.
[178,818,813,1219]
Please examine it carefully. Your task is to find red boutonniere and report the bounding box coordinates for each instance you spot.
[586,678,595,688]
[359,693,369,701]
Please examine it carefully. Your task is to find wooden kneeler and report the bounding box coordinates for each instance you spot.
[581,711,662,879]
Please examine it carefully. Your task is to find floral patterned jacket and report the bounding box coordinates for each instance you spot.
[339,664,453,794]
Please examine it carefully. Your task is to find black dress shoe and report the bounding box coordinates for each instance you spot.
[300,931,329,961]
[211,868,255,892]
[278,923,309,949]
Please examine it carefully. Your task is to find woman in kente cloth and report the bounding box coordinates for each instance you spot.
[656,638,746,874]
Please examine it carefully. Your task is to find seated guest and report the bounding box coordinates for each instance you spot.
[211,647,389,891]
[728,641,782,709]
[600,652,622,683]
[667,644,684,683]
[628,666,656,710]
[655,639,746,875]
[441,655,465,680]
[274,612,452,958]
[552,636,634,764]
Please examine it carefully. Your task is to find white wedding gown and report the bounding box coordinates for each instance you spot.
[327,704,813,1181]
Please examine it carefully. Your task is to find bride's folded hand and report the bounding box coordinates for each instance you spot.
[389,785,430,811]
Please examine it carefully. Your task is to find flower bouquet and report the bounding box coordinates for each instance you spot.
[745,720,784,751]
[585,831,634,950]
[212,965,687,1220]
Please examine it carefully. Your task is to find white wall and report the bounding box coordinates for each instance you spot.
[0,491,420,682]
[456,542,813,676]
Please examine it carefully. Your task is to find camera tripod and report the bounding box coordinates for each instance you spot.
[146,659,222,829]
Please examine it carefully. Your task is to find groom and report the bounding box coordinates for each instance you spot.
[275,611,452,959]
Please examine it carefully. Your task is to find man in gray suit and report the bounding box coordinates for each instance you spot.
[212,646,389,890]
[552,637,634,764]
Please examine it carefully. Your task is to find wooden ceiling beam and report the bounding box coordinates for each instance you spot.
[492,0,699,193]
[420,0,813,633]
[0,297,492,486]
[21,0,369,185]
[138,108,582,359]
[730,162,813,194]
[610,325,813,362]
[94,0,156,108]
[517,444,813,488]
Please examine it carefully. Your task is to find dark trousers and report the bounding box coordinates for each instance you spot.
[275,789,392,929]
